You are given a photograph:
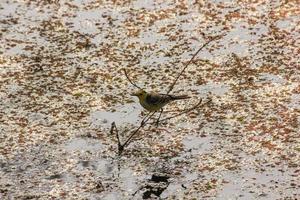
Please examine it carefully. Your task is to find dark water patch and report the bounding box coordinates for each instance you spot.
[133,174,171,199]
[150,174,170,183]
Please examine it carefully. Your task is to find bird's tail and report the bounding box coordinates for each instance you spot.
[171,95,190,100]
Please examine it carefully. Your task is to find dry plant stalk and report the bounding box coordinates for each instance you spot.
[166,35,221,94]
[122,68,143,90]
[111,35,222,155]
[111,99,211,155]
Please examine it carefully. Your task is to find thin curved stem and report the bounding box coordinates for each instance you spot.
[154,98,211,124]
[123,68,143,90]
[167,35,223,94]
[120,111,156,152]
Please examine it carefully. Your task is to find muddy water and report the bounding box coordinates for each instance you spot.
[1,0,299,199]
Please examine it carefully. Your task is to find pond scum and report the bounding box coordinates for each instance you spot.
[0,0,299,199]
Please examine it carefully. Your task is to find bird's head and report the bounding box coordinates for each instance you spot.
[131,89,147,100]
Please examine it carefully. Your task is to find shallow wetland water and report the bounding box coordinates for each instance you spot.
[0,0,299,199]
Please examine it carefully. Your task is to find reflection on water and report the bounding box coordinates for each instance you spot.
[217,163,297,199]
[89,103,141,128]
[196,82,230,97]
[182,135,214,155]
[65,137,103,151]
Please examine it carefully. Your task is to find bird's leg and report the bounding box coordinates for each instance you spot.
[156,108,163,127]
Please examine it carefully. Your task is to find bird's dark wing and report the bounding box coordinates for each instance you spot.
[145,94,160,105]
[159,93,189,100]
[146,93,171,105]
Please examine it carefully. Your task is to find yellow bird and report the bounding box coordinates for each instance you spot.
[131,89,190,114]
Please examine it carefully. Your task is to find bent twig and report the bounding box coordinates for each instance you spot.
[154,98,211,124]
[111,98,212,155]
[167,35,223,94]
[111,111,156,155]
[123,69,143,90]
